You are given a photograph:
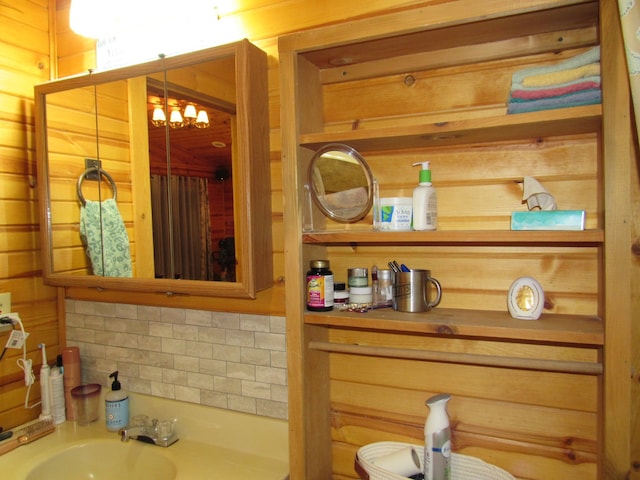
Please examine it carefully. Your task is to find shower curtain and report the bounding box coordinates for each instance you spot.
[150,175,212,280]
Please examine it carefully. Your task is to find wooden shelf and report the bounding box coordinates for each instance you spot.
[302,229,604,246]
[305,307,603,346]
[299,105,602,152]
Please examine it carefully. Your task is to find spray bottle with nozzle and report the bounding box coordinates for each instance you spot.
[412,161,437,231]
[424,393,452,480]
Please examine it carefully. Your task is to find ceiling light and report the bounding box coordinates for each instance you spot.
[151,102,210,129]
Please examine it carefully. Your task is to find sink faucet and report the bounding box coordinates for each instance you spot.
[118,418,178,447]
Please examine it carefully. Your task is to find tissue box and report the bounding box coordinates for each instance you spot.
[510,210,586,230]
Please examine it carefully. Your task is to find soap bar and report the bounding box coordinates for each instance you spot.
[510,210,585,231]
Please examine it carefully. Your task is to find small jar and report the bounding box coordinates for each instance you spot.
[306,260,334,311]
[348,286,373,306]
[333,282,349,310]
[376,269,394,307]
[348,268,369,288]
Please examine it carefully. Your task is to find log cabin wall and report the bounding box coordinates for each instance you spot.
[0,0,62,431]
[0,1,637,479]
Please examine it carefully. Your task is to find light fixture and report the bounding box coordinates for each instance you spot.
[151,102,210,129]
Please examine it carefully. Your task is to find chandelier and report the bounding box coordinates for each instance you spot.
[152,103,210,129]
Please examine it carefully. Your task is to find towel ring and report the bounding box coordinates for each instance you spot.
[77,166,117,206]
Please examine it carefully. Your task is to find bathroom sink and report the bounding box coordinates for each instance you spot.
[25,439,177,480]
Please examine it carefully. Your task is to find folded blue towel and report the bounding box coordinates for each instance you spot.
[507,88,601,114]
[511,46,600,84]
[79,198,133,277]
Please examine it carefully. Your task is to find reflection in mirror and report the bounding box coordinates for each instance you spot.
[35,40,273,298]
[308,143,374,223]
[146,57,236,281]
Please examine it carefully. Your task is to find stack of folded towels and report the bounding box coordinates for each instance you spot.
[507,46,601,114]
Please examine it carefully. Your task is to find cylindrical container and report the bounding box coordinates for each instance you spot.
[306,260,334,311]
[348,268,369,288]
[334,282,349,310]
[376,269,394,307]
[424,393,452,480]
[71,383,102,425]
[349,286,373,306]
[378,197,413,231]
[62,346,81,420]
[373,446,422,477]
[392,269,442,313]
[49,359,66,425]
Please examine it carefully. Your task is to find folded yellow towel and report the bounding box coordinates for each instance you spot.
[522,63,600,87]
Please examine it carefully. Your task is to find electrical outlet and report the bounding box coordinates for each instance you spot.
[0,292,10,315]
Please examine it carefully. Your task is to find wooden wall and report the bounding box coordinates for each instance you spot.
[0,0,61,430]
[0,0,443,433]
[1,1,638,478]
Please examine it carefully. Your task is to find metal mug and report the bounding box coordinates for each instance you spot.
[392,269,442,312]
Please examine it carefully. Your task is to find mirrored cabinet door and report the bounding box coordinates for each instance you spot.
[35,39,272,298]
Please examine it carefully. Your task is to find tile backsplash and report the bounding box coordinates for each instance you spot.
[65,300,288,420]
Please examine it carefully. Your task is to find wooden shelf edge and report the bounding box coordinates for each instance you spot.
[304,307,604,346]
[299,105,602,152]
[302,229,604,245]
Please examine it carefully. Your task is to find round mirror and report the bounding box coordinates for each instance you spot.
[308,143,374,223]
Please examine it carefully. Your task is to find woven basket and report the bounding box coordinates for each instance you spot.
[355,442,515,480]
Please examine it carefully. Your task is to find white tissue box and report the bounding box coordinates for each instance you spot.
[510,210,586,230]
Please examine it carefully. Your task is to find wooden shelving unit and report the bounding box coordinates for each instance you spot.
[280,1,635,478]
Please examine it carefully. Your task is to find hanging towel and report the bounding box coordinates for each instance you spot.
[79,198,133,277]
[511,46,600,84]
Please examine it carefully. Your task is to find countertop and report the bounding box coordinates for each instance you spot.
[0,393,289,479]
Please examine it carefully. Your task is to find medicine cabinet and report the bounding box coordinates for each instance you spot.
[35,39,273,298]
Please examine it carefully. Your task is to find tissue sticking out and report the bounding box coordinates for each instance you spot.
[522,176,557,211]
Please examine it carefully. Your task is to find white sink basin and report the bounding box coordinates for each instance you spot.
[25,439,177,480]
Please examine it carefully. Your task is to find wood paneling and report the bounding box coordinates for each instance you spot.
[0,0,59,431]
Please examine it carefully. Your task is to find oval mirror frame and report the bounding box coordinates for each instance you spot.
[308,143,374,223]
[34,39,272,299]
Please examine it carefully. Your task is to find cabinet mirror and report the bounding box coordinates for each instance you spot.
[35,40,273,298]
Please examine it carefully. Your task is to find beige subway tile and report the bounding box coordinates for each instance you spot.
[269,316,286,334]
[201,390,227,409]
[184,341,213,359]
[227,362,256,380]
[226,329,255,347]
[174,385,200,403]
[256,366,286,386]
[162,368,188,385]
[211,311,240,329]
[199,358,227,376]
[149,321,173,338]
[240,314,270,332]
[214,376,242,395]
[139,364,163,382]
[211,344,241,362]
[185,309,213,326]
[240,347,271,366]
[161,337,187,355]
[257,399,288,420]
[227,394,256,414]
[187,371,214,390]
[255,332,286,351]
[173,355,200,373]
[151,381,175,398]
[160,307,187,324]
[241,380,271,399]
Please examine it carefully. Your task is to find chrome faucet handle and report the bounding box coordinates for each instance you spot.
[118,428,129,442]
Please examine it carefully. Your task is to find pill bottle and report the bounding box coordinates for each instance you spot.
[306,260,334,311]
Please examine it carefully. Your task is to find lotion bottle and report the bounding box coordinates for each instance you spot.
[412,161,437,230]
[105,371,129,431]
[424,393,452,480]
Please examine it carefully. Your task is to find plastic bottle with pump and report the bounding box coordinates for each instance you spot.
[424,393,452,480]
[412,161,437,231]
[105,371,129,431]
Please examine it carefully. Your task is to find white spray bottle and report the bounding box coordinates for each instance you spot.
[424,393,452,480]
[412,161,437,230]
[38,343,52,421]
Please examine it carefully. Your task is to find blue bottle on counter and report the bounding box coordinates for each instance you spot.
[106,371,129,431]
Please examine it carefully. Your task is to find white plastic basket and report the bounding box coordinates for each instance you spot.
[355,442,516,480]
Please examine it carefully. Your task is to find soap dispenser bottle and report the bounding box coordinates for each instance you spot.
[105,371,129,431]
[412,161,437,230]
[424,393,452,480]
